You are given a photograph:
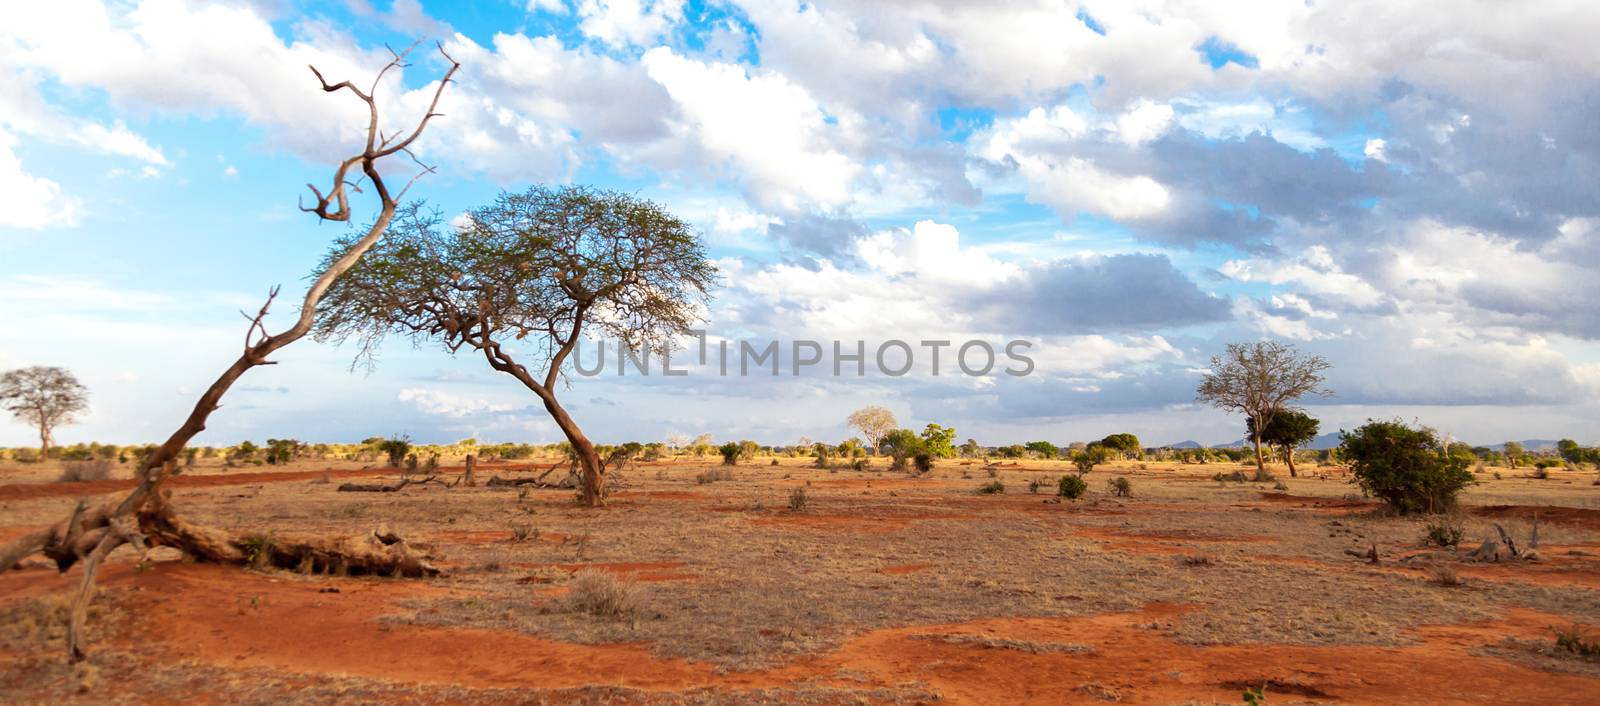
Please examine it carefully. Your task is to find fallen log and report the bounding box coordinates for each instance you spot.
[336,475,445,493]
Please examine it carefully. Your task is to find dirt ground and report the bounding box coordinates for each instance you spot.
[2,455,1598,705]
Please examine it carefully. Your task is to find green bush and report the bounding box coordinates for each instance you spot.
[1106,476,1132,497]
[976,480,1005,494]
[718,442,741,465]
[913,452,933,474]
[1340,420,1474,514]
[1424,517,1464,548]
[1057,474,1087,500]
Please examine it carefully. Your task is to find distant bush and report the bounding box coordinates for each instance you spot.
[1340,420,1474,514]
[1057,475,1087,500]
[565,569,639,618]
[718,442,741,466]
[377,436,412,468]
[696,468,734,484]
[1213,470,1249,483]
[788,487,808,511]
[1251,467,1276,483]
[58,460,112,483]
[976,480,1005,494]
[13,448,39,464]
[1106,477,1132,497]
[851,459,868,472]
[913,453,933,474]
[1424,517,1464,548]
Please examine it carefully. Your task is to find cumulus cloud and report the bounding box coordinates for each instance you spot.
[397,388,516,418]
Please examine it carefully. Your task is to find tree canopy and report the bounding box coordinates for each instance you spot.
[1197,341,1331,472]
[0,366,89,458]
[316,186,717,506]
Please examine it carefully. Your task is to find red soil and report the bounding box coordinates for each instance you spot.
[9,562,1597,704]
[1471,504,1600,531]
[0,468,390,501]
[879,564,932,575]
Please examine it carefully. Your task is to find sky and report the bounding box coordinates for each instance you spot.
[1,0,1598,449]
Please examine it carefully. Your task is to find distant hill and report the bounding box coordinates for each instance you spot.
[1209,432,1343,450]
[1164,440,1204,449]
[1487,440,1560,452]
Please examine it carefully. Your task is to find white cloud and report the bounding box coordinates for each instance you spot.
[397,388,516,418]
[577,0,684,48]
[0,128,81,229]
[642,48,861,213]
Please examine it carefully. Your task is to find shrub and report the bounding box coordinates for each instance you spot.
[1251,467,1276,483]
[1057,474,1087,500]
[509,523,538,542]
[1423,517,1464,548]
[13,448,40,463]
[377,436,412,468]
[1106,477,1132,497]
[1027,478,1041,494]
[58,460,112,483]
[1340,420,1474,514]
[976,480,1005,494]
[1428,563,1461,587]
[718,442,741,466]
[1553,624,1600,659]
[1531,466,1550,480]
[852,459,868,472]
[913,453,933,474]
[1213,470,1249,483]
[565,569,639,618]
[695,468,734,484]
[788,487,808,511]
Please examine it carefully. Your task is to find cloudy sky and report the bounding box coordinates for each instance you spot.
[2,0,1598,448]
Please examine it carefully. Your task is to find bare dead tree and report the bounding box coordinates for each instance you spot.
[0,42,460,662]
[1196,341,1332,473]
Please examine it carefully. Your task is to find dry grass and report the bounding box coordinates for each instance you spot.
[2,455,1599,702]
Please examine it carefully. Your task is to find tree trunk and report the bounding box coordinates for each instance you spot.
[1251,429,1265,472]
[39,423,52,462]
[539,393,604,506]
[462,454,477,487]
[1285,446,1298,477]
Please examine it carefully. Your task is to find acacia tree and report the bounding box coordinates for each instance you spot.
[847,405,897,454]
[0,44,460,661]
[0,366,89,459]
[1247,410,1320,477]
[1197,341,1331,473]
[315,186,716,507]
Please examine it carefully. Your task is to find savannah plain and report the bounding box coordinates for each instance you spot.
[2,450,1598,705]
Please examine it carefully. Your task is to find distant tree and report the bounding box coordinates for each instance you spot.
[920,423,958,458]
[881,429,924,469]
[959,438,982,457]
[1557,439,1583,463]
[1197,341,1332,473]
[1098,433,1141,460]
[316,188,716,507]
[1247,411,1320,477]
[847,406,898,455]
[1503,441,1525,468]
[1340,420,1473,514]
[1024,440,1060,460]
[0,366,89,460]
[1072,446,1109,475]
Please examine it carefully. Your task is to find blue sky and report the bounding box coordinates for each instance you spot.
[2,0,1598,448]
